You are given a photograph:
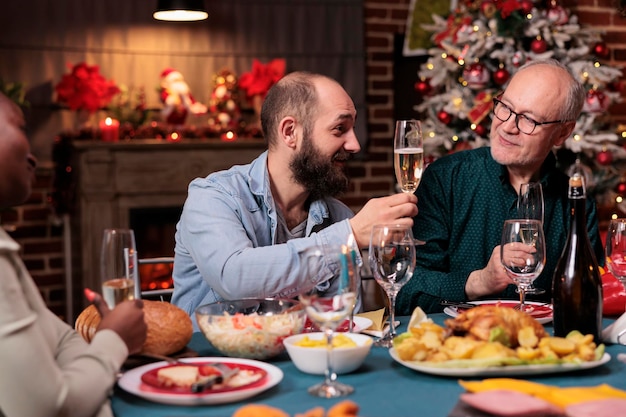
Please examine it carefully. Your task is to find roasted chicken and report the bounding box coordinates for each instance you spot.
[444,305,547,348]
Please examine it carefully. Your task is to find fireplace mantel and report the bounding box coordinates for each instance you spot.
[67,138,266,314]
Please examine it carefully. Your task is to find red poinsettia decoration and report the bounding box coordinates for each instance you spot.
[238,59,286,101]
[55,62,120,113]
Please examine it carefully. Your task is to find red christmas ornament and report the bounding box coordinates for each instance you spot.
[593,42,610,59]
[474,124,487,136]
[615,182,626,196]
[414,79,432,96]
[531,37,548,54]
[597,150,613,166]
[493,67,510,85]
[437,110,452,125]
[520,0,534,14]
[463,63,490,89]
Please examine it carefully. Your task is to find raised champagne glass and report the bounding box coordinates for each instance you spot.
[100,228,140,309]
[393,120,423,194]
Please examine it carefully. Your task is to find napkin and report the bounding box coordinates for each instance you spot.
[355,308,399,338]
[602,311,626,345]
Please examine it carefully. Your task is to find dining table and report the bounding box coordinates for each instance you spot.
[111,313,626,417]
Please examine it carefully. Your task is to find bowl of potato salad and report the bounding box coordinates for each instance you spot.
[283,332,373,375]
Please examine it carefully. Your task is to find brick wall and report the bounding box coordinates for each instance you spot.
[4,0,625,320]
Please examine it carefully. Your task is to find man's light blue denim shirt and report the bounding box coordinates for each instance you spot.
[171,151,359,329]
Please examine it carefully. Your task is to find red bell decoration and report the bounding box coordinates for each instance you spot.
[463,62,490,89]
[493,67,510,85]
[512,51,526,67]
[520,0,534,14]
[437,109,452,125]
[480,0,496,18]
[530,37,548,54]
[583,89,610,113]
[593,42,610,59]
[547,5,568,24]
[597,150,613,166]
[414,79,432,96]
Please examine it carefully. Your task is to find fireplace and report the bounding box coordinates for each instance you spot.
[66,138,266,318]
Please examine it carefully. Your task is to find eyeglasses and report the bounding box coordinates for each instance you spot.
[492,97,569,135]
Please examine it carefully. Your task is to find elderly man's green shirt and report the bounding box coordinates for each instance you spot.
[396,147,603,315]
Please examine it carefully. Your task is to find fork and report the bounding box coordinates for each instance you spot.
[190,363,240,393]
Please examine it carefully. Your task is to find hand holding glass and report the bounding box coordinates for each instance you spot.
[500,219,545,312]
[100,228,140,309]
[368,224,416,347]
[298,245,359,398]
[393,120,423,194]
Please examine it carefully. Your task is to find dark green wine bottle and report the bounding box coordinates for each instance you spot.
[551,173,603,343]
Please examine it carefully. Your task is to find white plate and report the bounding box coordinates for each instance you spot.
[352,316,373,333]
[390,348,610,377]
[443,300,554,324]
[117,357,283,405]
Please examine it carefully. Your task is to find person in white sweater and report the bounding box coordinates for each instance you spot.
[0,92,147,417]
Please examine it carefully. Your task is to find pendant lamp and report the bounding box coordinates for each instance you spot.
[153,0,208,21]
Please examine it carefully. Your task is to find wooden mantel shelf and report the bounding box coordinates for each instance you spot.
[67,138,266,313]
[70,137,266,151]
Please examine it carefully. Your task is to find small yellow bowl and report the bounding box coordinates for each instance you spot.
[283,332,373,375]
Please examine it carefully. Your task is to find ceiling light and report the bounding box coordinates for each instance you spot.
[153,0,208,22]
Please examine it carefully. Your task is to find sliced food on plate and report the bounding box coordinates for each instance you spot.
[391,305,605,374]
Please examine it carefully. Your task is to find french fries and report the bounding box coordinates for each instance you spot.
[394,322,602,365]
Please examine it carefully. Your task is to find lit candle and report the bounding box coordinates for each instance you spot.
[99,117,120,142]
[220,131,237,142]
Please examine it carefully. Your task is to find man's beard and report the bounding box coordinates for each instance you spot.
[290,136,350,200]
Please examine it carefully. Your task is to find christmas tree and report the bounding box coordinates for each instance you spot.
[412,0,625,206]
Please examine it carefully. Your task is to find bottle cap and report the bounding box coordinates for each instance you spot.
[569,173,586,198]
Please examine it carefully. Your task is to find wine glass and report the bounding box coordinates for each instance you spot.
[298,245,359,398]
[393,120,423,194]
[500,219,546,312]
[368,224,416,347]
[605,218,626,297]
[100,228,140,309]
[517,182,546,295]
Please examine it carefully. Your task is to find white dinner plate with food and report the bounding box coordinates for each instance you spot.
[389,348,610,377]
[117,357,283,405]
[443,300,553,324]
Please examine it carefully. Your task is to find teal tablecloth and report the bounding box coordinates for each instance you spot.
[111,315,626,417]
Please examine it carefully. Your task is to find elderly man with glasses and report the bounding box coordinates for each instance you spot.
[396,58,604,315]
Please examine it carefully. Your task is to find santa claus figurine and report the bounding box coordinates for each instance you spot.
[159,68,207,125]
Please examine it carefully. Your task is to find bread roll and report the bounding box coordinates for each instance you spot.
[75,300,193,356]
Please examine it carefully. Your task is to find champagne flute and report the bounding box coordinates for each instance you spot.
[517,182,546,295]
[393,120,424,194]
[299,245,359,398]
[605,218,626,299]
[500,219,546,312]
[100,228,140,309]
[368,224,416,347]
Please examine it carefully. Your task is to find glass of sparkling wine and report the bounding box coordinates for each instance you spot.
[299,245,359,398]
[100,228,140,309]
[393,120,424,194]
